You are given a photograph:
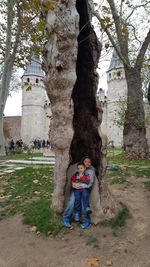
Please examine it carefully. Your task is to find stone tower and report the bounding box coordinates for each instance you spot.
[21,58,50,144]
[106,49,127,146]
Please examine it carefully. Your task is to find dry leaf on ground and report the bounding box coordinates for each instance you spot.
[87,257,99,266]
[106,260,113,266]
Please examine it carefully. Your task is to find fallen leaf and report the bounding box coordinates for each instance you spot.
[0,195,5,199]
[36,231,40,235]
[87,258,99,266]
[34,191,41,195]
[30,226,37,232]
[106,260,113,266]
[33,179,39,184]
[0,189,5,194]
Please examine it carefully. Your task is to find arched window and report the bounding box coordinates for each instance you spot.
[27,78,30,83]
[117,71,121,77]
[36,78,39,83]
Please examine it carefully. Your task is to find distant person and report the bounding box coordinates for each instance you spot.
[46,140,50,148]
[33,139,37,149]
[42,139,46,148]
[37,140,41,149]
[10,139,15,151]
[20,139,23,147]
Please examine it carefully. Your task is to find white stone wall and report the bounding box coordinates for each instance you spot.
[99,66,150,147]
[44,104,52,141]
[100,104,107,136]
[21,75,48,144]
[106,67,127,146]
[106,102,124,146]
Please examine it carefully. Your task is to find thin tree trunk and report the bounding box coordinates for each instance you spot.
[123,66,149,159]
[0,0,17,156]
[0,61,14,156]
[0,117,5,156]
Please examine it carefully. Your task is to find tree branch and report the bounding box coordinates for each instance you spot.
[93,10,130,67]
[135,29,150,69]
[125,1,150,21]
[107,0,130,64]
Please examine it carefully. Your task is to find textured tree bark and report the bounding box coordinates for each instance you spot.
[123,66,149,159]
[43,0,79,213]
[0,117,5,156]
[43,0,118,220]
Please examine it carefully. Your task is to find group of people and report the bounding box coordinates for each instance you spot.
[8,139,51,151]
[8,139,23,151]
[33,139,50,149]
[63,156,95,229]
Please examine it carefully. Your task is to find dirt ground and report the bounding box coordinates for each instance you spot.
[0,175,150,267]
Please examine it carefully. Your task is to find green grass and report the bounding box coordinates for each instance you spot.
[107,150,150,180]
[107,151,150,167]
[100,203,132,229]
[22,198,63,237]
[0,165,64,236]
[110,176,129,185]
[0,152,43,160]
[85,234,99,248]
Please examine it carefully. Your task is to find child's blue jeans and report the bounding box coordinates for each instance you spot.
[73,188,90,214]
[63,191,91,224]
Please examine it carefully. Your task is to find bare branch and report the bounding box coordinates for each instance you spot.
[135,29,150,69]
[106,0,130,64]
[93,10,130,67]
[127,23,142,46]
[125,1,150,21]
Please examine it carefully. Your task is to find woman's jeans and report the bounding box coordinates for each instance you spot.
[63,191,91,224]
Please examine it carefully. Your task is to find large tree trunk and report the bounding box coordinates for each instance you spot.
[123,66,149,159]
[43,0,79,213]
[43,0,118,221]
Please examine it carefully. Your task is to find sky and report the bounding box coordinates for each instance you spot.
[4,90,22,116]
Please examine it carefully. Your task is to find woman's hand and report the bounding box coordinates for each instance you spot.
[72,182,82,189]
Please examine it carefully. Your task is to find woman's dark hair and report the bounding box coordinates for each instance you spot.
[81,156,91,164]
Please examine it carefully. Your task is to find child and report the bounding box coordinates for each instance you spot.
[72,162,92,222]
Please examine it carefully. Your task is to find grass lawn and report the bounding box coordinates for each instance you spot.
[0,152,43,161]
[0,165,63,236]
[107,149,150,185]
[0,148,149,237]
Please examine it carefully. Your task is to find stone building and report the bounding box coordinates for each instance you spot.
[21,58,51,145]
[4,53,150,147]
[98,50,150,147]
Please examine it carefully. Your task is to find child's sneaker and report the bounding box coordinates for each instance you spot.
[81,221,91,229]
[63,219,71,228]
[86,207,92,215]
[74,213,80,222]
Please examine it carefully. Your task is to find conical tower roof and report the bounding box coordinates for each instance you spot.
[107,49,123,72]
[23,57,44,78]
